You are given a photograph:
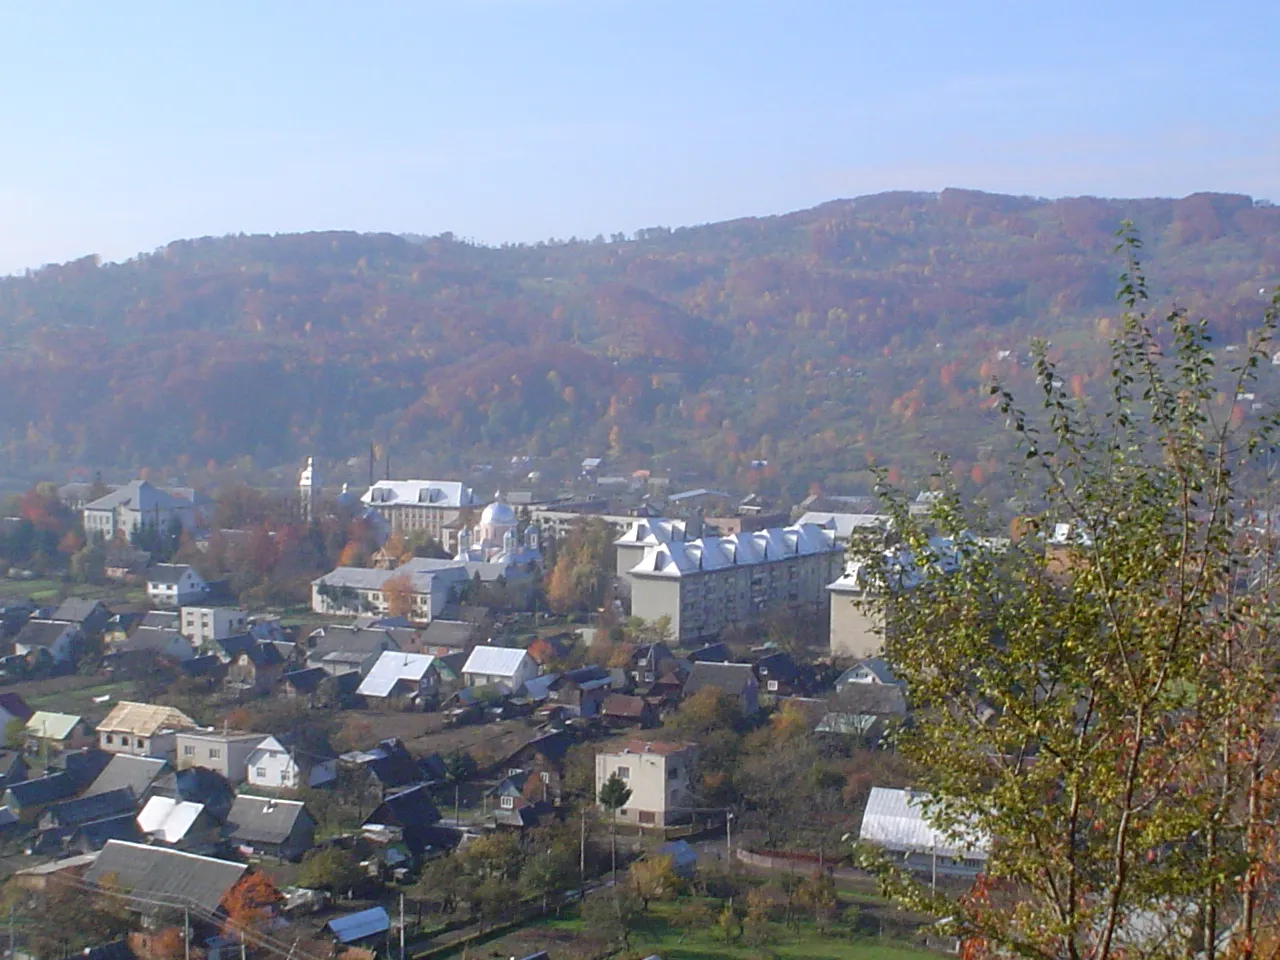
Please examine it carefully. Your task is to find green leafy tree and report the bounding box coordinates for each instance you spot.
[628,854,679,911]
[850,235,1280,959]
[597,771,632,881]
[295,845,363,894]
[518,846,575,913]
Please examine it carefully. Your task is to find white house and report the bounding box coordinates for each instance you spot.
[246,735,337,790]
[356,652,442,703]
[460,645,538,692]
[310,560,468,621]
[173,730,267,784]
[82,480,206,541]
[180,606,247,649]
[146,565,209,608]
[12,620,82,664]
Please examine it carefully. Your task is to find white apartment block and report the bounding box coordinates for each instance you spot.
[361,480,477,540]
[595,740,698,827]
[619,520,843,644]
[180,606,248,649]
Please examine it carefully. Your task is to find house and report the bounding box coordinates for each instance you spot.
[858,786,988,876]
[82,481,206,542]
[282,666,360,705]
[136,795,215,849]
[225,642,286,696]
[4,772,78,821]
[341,738,427,793]
[356,652,442,704]
[688,642,730,664]
[306,626,401,677]
[174,730,266,783]
[0,750,27,790]
[752,651,802,696]
[325,907,391,946]
[83,755,170,801]
[246,735,337,791]
[224,795,316,861]
[56,747,113,790]
[626,643,683,686]
[0,693,33,736]
[65,814,146,855]
[84,840,250,917]
[310,561,469,621]
[180,606,248,650]
[13,619,83,663]
[50,599,112,638]
[595,740,698,827]
[96,701,198,759]
[684,662,760,716]
[420,618,477,652]
[498,730,574,802]
[361,784,442,856]
[461,645,538,692]
[25,711,96,755]
[109,627,197,663]
[818,684,907,746]
[600,693,658,728]
[835,656,902,690]
[546,665,613,717]
[146,565,209,608]
[150,766,235,823]
[486,774,550,828]
[38,787,138,838]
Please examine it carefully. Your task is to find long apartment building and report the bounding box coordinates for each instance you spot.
[618,518,843,644]
[361,480,477,540]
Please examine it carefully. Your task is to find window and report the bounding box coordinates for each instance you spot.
[508,767,523,777]
[500,796,514,809]
[256,767,267,778]
[615,765,630,780]
[667,766,679,780]
[183,745,195,756]
[208,748,221,759]
[540,771,551,784]
[638,810,655,825]
[135,738,144,748]
[767,680,779,692]
[105,734,115,745]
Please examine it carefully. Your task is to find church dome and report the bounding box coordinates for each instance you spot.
[480,501,517,527]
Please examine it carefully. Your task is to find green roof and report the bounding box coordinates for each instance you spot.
[25,711,84,741]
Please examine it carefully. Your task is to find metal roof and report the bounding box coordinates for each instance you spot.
[225,795,310,845]
[86,840,246,914]
[462,645,530,678]
[25,711,84,741]
[325,906,390,943]
[137,795,205,843]
[357,652,436,698]
[858,787,988,860]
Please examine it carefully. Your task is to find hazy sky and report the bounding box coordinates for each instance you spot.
[1,1,1276,274]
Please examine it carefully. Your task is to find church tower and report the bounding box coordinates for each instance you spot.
[299,457,320,522]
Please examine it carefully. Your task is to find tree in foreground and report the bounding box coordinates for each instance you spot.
[851,233,1280,960]
[598,771,632,882]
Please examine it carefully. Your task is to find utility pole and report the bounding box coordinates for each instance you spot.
[455,782,461,827]
[399,893,405,960]
[240,937,247,960]
[183,907,190,960]
[726,811,734,862]
[8,903,14,960]
[579,805,587,892]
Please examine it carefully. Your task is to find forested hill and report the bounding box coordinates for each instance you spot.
[2,189,1278,499]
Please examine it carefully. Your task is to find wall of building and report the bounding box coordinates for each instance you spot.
[828,588,883,660]
[595,747,695,826]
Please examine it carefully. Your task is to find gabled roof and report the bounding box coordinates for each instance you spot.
[137,795,206,843]
[116,627,189,654]
[462,645,531,678]
[684,662,757,698]
[26,711,85,741]
[6,772,77,809]
[98,701,197,736]
[325,906,391,944]
[0,693,32,722]
[225,795,311,845]
[421,619,474,649]
[832,683,907,717]
[138,610,180,630]
[308,627,400,660]
[15,619,76,648]
[689,642,730,663]
[51,598,109,625]
[357,652,437,698]
[84,480,191,514]
[236,642,284,667]
[836,657,901,688]
[627,522,839,578]
[43,787,136,828]
[73,813,145,851]
[146,564,199,586]
[363,784,441,849]
[796,511,892,539]
[602,693,651,718]
[859,786,988,860]
[507,729,573,768]
[85,755,169,798]
[85,840,247,914]
[753,652,801,683]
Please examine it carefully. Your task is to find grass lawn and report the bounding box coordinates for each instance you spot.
[24,678,142,719]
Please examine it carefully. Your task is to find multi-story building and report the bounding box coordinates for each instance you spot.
[619,520,843,644]
[595,740,698,827]
[310,558,469,621]
[82,480,208,541]
[97,702,198,761]
[180,606,248,649]
[827,564,886,661]
[173,730,266,784]
[361,480,477,541]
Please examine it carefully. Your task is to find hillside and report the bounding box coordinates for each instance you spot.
[2,189,1278,501]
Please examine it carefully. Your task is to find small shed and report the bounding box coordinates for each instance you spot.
[325,906,390,944]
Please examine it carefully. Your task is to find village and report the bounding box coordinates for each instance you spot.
[0,463,986,960]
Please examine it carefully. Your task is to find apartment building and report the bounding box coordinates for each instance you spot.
[595,740,698,827]
[180,606,248,649]
[361,480,477,540]
[619,520,843,644]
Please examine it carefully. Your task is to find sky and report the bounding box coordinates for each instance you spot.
[1,0,1277,274]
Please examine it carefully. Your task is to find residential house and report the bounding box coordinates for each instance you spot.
[13,619,83,664]
[486,774,549,828]
[50,599,111,638]
[109,627,197,664]
[360,479,477,541]
[361,784,443,856]
[419,618,477,652]
[180,607,248,649]
[96,702,198,759]
[626,643,683,686]
[684,662,760,716]
[546,665,613,717]
[688,642,730,664]
[64,815,146,855]
[619,519,843,644]
[835,657,902,690]
[25,711,96,755]
[310,560,469,621]
[0,693,33,737]
[341,738,427,794]
[36,788,138,851]
[224,795,316,861]
[752,651,802,696]
[149,766,235,823]
[84,840,250,918]
[356,652,442,705]
[4,772,79,821]
[146,565,209,608]
[103,612,145,647]
[56,747,113,790]
[0,750,27,790]
[136,795,216,850]
[246,735,337,791]
[281,666,359,705]
[818,684,907,746]
[858,786,988,876]
[83,755,170,802]
[595,740,698,827]
[306,626,401,677]
[498,730,574,803]
[81,481,207,541]
[225,642,286,696]
[174,730,265,783]
[461,645,538,692]
[103,544,152,580]
[600,694,658,729]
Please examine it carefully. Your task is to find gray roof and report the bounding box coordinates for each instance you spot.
[6,772,78,809]
[146,564,195,586]
[84,480,191,514]
[832,683,908,717]
[139,611,180,630]
[52,598,108,625]
[85,840,248,914]
[684,662,757,698]
[85,755,170,798]
[224,795,311,845]
[15,619,75,649]
[309,627,400,660]
[42,787,137,828]
[116,627,188,654]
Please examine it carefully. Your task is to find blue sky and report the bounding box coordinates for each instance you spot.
[1,1,1276,274]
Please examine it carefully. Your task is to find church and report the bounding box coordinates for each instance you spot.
[454,499,542,571]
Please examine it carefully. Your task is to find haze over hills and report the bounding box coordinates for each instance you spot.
[3,188,1278,501]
